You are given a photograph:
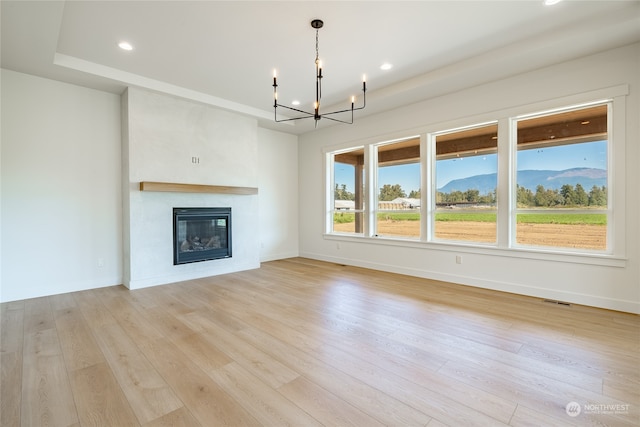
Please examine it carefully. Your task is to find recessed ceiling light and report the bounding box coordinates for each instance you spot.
[380,63,393,71]
[118,41,134,51]
[543,0,562,5]
[292,100,300,106]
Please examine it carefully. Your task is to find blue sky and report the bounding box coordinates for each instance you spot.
[516,140,606,171]
[335,140,607,193]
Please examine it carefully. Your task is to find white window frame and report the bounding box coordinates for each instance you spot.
[372,136,422,240]
[323,84,627,266]
[428,121,499,246]
[510,100,613,254]
[326,146,365,236]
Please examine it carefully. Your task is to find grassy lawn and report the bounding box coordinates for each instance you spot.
[435,212,606,225]
[435,212,496,222]
[516,213,607,225]
[377,212,420,221]
[334,212,356,224]
[335,211,606,225]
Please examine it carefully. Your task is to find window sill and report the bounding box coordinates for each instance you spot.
[323,233,626,268]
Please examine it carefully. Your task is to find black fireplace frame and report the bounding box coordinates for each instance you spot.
[173,207,232,265]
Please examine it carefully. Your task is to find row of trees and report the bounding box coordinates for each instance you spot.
[437,189,495,204]
[379,184,420,201]
[335,183,420,201]
[438,183,608,207]
[334,184,355,200]
[337,183,607,207]
[518,184,607,207]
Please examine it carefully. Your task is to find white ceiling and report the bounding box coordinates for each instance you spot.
[2,1,639,135]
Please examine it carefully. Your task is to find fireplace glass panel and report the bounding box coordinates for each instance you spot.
[173,207,231,264]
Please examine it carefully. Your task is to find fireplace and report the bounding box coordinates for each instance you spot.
[173,207,231,265]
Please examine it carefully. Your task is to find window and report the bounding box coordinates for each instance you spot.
[375,137,421,239]
[514,103,609,251]
[331,147,364,235]
[325,90,623,260]
[434,123,498,244]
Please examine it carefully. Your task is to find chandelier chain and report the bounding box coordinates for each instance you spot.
[315,29,319,64]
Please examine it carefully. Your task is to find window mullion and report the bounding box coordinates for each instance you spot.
[364,144,376,237]
[609,96,624,257]
[496,117,513,248]
[326,152,335,234]
[421,134,430,242]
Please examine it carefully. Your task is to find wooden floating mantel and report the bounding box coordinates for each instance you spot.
[139,181,258,195]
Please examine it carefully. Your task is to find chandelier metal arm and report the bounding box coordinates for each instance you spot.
[273,102,315,122]
[321,91,366,117]
[273,85,366,123]
[321,114,354,125]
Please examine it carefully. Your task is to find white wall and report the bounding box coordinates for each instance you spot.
[0,71,300,302]
[258,127,299,262]
[1,69,122,302]
[122,88,261,289]
[298,43,640,313]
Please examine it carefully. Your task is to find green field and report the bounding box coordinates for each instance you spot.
[377,212,420,221]
[435,212,496,222]
[334,212,421,223]
[334,211,606,225]
[334,212,357,224]
[515,213,606,225]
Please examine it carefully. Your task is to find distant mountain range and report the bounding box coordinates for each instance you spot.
[438,167,607,195]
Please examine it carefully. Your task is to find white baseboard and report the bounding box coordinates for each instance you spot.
[0,276,122,303]
[260,251,300,263]
[126,261,260,290]
[299,251,640,314]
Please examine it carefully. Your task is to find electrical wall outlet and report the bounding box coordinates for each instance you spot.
[455,255,462,264]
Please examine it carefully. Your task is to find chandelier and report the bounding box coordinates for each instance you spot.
[272,19,367,126]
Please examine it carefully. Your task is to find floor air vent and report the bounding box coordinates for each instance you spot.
[543,299,572,306]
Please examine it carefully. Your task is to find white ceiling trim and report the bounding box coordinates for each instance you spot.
[53,52,290,125]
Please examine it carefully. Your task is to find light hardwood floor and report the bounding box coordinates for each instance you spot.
[1,257,638,426]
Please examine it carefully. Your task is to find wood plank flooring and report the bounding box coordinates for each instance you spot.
[1,257,639,426]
